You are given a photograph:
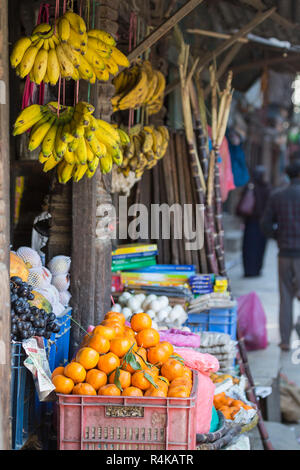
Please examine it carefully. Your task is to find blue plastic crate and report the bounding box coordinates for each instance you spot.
[11,343,35,450]
[185,306,237,340]
[44,309,72,372]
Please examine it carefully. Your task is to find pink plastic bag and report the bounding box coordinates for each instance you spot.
[237,292,268,351]
[159,329,200,348]
[174,347,219,434]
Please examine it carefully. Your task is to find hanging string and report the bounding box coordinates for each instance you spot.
[128,12,137,132]
[73,0,83,106]
[55,0,61,116]
[21,3,50,110]
[87,0,92,104]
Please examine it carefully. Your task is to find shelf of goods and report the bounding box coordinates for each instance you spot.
[185,306,237,340]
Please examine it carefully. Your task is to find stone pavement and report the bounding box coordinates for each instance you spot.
[227,239,300,450]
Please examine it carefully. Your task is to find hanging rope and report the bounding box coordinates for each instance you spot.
[128,12,137,131]
[21,3,50,110]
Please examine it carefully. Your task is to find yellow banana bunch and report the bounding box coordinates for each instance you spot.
[13,101,126,183]
[117,125,170,179]
[11,10,129,85]
[112,61,166,115]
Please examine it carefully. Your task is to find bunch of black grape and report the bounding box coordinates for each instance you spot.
[10,276,60,341]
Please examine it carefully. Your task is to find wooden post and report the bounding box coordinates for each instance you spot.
[70,0,118,353]
[0,0,11,450]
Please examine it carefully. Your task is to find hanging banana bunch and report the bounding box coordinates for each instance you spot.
[117,125,170,179]
[10,11,130,85]
[13,102,128,183]
[112,61,166,115]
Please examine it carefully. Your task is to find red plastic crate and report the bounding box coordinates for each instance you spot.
[57,371,198,450]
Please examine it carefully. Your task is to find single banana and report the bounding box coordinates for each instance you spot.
[110,47,130,67]
[33,48,48,84]
[99,154,113,174]
[43,39,50,51]
[67,27,86,51]
[94,68,109,82]
[64,11,86,35]
[14,105,46,127]
[75,136,88,164]
[87,37,112,57]
[77,54,94,81]
[32,23,52,35]
[28,115,55,151]
[86,133,107,157]
[61,42,81,68]
[56,44,74,78]
[63,146,76,164]
[87,29,116,46]
[19,45,39,78]
[86,159,99,178]
[47,48,60,85]
[97,119,120,143]
[43,153,61,172]
[58,160,75,184]
[39,151,49,164]
[73,163,88,182]
[102,56,119,76]
[10,37,32,68]
[58,17,71,42]
[42,120,59,157]
[84,47,105,70]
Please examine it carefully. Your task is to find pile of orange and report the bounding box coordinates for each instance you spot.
[52,311,193,398]
[210,373,240,385]
[214,392,253,420]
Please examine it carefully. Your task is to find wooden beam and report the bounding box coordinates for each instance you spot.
[0,0,11,451]
[232,53,300,73]
[165,7,275,97]
[240,0,296,30]
[187,28,249,43]
[127,0,204,62]
[198,7,276,73]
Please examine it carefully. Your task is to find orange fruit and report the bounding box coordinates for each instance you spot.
[131,313,152,332]
[98,384,121,396]
[105,312,126,325]
[87,334,110,354]
[243,404,253,410]
[52,375,74,394]
[51,366,65,379]
[161,358,184,382]
[75,347,100,370]
[110,336,134,358]
[86,369,107,390]
[136,328,160,348]
[232,400,244,408]
[169,377,192,390]
[168,385,190,398]
[64,362,87,384]
[122,386,143,397]
[121,351,146,374]
[160,341,174,356]
[109,369,131,389]
[124,326,136,339]
[72,383,97,396]
[131,368,158,391]
[145,387,167,397]
[97,352,120,375]
[102,321,124,337]
[230,406,240,418]
[147,343,170,365]
[182,366,193,380]
[93,325,116,340]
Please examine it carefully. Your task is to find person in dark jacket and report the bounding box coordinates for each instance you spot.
[240,166,271,278]
[261,158,300,351]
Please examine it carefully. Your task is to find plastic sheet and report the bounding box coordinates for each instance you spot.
[237,292,268,351]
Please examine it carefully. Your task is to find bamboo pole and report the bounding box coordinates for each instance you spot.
[186,28,249,43]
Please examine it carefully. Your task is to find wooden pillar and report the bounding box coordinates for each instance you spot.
[0,0,11,450]
[70,0,119,352]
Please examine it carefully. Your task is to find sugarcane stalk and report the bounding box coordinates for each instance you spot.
[189,80,209,186]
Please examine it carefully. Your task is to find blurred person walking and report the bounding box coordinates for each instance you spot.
[237,166,271,277]
[261,158,300,351]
